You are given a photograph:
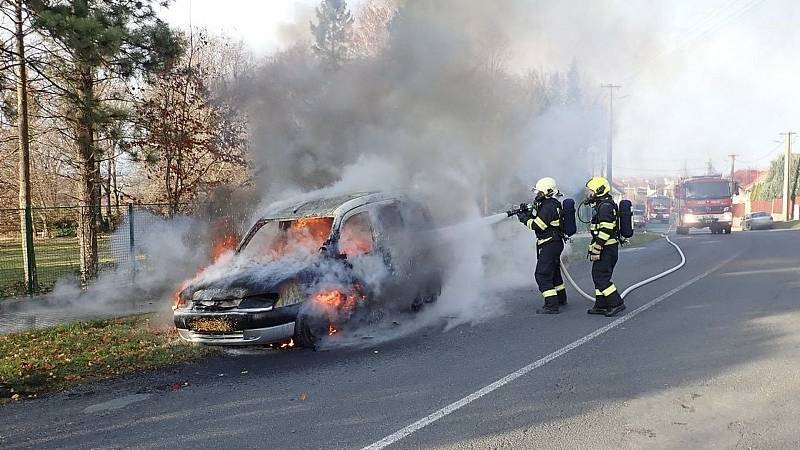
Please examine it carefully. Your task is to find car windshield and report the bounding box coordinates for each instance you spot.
[751,212,769,218]
[238,217,334,261]
[685,182,730,200]
[650,197,670,207]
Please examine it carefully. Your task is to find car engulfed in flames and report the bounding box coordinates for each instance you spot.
[173,192,442,349]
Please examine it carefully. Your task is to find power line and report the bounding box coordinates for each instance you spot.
[738,140,784,164]
[625,0,767,87]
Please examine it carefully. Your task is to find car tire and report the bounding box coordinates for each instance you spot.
[724,226,732,234]
[295,312,329,350]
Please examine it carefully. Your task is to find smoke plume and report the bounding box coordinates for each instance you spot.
[225,0,606,338]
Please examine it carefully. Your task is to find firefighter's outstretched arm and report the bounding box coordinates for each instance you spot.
[589,202,616,257]
[525,201,558,232]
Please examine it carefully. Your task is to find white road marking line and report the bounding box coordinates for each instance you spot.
[362,253,740,450]
[718,267,800,277]
[83,394,152,414]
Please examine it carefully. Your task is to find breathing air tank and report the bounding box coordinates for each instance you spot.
[619,199,634,239]
[562,198,577,236]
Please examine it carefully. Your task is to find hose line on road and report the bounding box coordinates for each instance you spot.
[561,232,686,302]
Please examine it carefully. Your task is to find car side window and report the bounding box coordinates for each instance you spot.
[401,201,434,230]
[339,211,375,256]
[377,203,405,240]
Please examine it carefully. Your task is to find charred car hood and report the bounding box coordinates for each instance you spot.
[183,256,354,301]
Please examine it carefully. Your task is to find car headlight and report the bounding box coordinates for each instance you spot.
[683,213,697,223]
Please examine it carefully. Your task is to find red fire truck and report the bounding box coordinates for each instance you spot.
[675,175,733,235]
[645,195,671,224]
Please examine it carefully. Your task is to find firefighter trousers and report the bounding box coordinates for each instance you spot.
[592,243,623,309]
[535,239,566,310]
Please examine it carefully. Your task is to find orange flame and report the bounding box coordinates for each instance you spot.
[279,338,295,349]
[211,233,239,263]
[173,222,240,310]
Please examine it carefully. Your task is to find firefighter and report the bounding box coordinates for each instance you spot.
[584,176,626,317]
[517,177,567,314]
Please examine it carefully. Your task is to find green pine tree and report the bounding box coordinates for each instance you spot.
[27,0,183,282]
[311,0,354,69]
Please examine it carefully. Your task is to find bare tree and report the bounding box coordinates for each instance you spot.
[350,0,396,58]
[132,31,248,215]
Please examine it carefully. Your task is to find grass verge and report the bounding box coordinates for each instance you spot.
[0,314,217,403]
[564,230,663,263]
[626,230,664,246]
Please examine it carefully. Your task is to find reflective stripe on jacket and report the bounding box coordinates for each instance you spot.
[526,197,563,245]
[589,197,618,254]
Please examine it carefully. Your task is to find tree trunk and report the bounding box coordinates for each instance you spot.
[76,65,99,283]
[111,152,120,215]
[96,160,103,228]
[105,154,112,223]
[15,0,37,293]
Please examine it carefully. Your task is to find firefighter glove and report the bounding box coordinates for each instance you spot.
[589,253,601,262]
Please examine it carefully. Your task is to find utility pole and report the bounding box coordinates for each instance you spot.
[601,84,621,187]
[779,132,796,220]
[728,154,738,194]
[15,0,37,294]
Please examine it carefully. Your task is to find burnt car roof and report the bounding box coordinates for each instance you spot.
[262,191,403,220]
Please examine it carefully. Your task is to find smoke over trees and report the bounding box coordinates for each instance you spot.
[237,0,605,215]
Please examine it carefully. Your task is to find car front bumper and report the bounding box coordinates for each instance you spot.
[682,212,732,228]
[173,303,302,345]
[176,322,296,345]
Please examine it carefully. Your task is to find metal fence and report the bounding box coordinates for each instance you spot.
[0,203,251,299]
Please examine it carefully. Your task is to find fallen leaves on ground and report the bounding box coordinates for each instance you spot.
[0,314,217,399]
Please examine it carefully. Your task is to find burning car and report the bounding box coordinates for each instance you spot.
[173,192,443,348]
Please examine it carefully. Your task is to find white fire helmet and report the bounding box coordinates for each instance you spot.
[533,177,559,197]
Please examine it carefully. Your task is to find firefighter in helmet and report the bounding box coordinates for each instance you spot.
[584,176,626,317]
[517,177,567,314]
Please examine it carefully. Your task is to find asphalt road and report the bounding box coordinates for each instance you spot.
[3,225,800,449]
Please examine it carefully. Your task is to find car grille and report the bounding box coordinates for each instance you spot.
[276,282,306,308]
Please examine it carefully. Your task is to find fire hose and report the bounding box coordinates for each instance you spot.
[560,230,686,303]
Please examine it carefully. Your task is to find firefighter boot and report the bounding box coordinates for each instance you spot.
[604,303,626,317]
[537,296,560,314]
[587,295,608,315]
[603,290,625,317]
[557,290,567,306]
[587,306,607,315]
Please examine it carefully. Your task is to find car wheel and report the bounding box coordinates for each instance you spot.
[724,226,732,234]
[295,312,329,350]
[412,289,440,312]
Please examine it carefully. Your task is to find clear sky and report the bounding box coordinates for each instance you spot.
[159,0,799,177]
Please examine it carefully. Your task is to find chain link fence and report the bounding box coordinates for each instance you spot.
[0,203,251,300]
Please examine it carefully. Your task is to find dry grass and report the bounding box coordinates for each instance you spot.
[0,314,217,402]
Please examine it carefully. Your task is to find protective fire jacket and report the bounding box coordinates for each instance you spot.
[589,196,619,255]
[525,197,563,246]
